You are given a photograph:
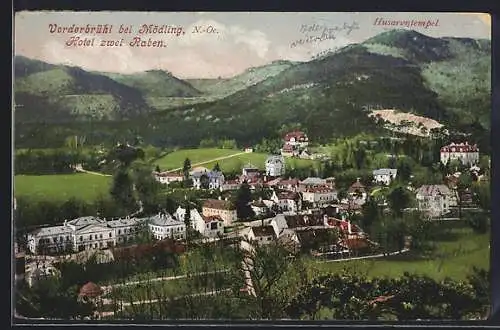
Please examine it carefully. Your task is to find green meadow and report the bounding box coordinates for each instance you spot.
[153,148,242,170]
[14,173,111,202]
[307,223,490,282]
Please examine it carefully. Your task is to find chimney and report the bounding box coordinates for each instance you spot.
[64,220,67,226]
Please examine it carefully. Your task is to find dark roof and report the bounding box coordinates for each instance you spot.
[285,214,323,228]
[202,215,223,223]
[252,226,276,237]
[79,282,102,297]
[277,191,300,200]
[203,199,235,210]
[295,228,335,246]
[348,179,366,193]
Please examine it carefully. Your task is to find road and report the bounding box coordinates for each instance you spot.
[164,151,248,173]
[100,289,232,317]
[100,269,230,292]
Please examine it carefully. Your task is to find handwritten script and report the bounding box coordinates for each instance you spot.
[290,21,360,48]
[48,23,219,48]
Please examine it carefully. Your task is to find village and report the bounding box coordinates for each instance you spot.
[15,129,488,296]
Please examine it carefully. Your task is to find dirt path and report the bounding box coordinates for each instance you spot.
[74,164,112,177]
[316,248,410,263]
[164,151,248,173]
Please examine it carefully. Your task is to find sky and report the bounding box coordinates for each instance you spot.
[14,12,491,79]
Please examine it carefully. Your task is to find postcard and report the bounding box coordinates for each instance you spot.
[13,11,492,322]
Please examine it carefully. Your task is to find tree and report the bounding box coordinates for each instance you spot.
[110,169,137,212]
[213,162,221,172]
[183,158,192,181]
[361,198,380,234]
[199,174,210,190]
[396,158,412,182]
[235,181,255,220]
[155,165,161,173]
[387,186,411,216]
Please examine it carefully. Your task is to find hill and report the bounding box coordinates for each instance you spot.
[158,30,490,144]
[14,30,491,151]
[14,57,152,121]
[101,70,202,98]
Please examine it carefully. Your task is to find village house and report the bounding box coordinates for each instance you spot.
[299,148,312,159]
[347,178,368,205]
[245,226,277,245]
[192,170,225,190]
[302,186,337,207]
[281,143,299,157]
[283,130,309,148]
[372,168,398,186]
[251,198,269,217]
[270,190,302,213]
[415,184,457,217]
[440,142,479,166]
[299,177,335,191]
[202,198,238,226]
[154,171,184,185]
[148,213,186,240]
[265,155,285,177]
[242,163,260,177]
[175,206,225,238]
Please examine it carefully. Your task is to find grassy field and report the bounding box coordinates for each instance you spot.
[307,223,490,281]
[154,148,320,173]
[14,173,111,202]
[153,148,242,170]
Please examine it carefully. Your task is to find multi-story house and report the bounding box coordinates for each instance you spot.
[202,198,238,226]
[245,226,276,245]
[372,168,398,186]
[283,130,309,148]
[299,177,336,191]
[270,190,302,213]
[302,186,337,207]
[251,198,269,217]
[277,178,300,192]
[440,142,479,166]
[281,143,299,157]
[67,217,116,252]
[265,155,285,177]
[175,206,224,238]
[415,184,456,217]
[192,170,225,190]
[219,179,241,191]
[107,217,144,245]
[242,163,260,177]
[148,213,186,240]
[347,178,367,205]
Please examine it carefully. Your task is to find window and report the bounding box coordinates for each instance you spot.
[80,236,83,241]
[100,234,103,239]
[118,230,121,234]
[109,233,112,238]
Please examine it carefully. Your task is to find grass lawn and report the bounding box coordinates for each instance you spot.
[154,148,241,170]
[203,153,320,173]
[307,224,490,282]
[14,173,111,202]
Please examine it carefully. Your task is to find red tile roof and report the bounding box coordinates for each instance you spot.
[284,131,308,141]
[79,282,102,297]
[440,142,479,153]
[282,144,295,151]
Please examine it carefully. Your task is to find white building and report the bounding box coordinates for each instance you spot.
[251,199,269,217]
[245,226,276,245]
[270,191,302,213]
[302,187,337,207]
[154,171,184,185]
[415,184,456,217]
[26,212,183,255]
[175,206,224,238]
[440,142,479,166]
[242,163,260,177]
[148,213,186,240]
[192,170,225,190]
[372,168,398,185]
[265,155,285,177]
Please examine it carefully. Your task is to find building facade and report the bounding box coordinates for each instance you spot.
[265,155,285,177]
[415,184,456,217]
[440,142,479,166]
[202,199,238,226]
[192,170,225,190]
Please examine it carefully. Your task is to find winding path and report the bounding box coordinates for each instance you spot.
[163,151,248,173]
